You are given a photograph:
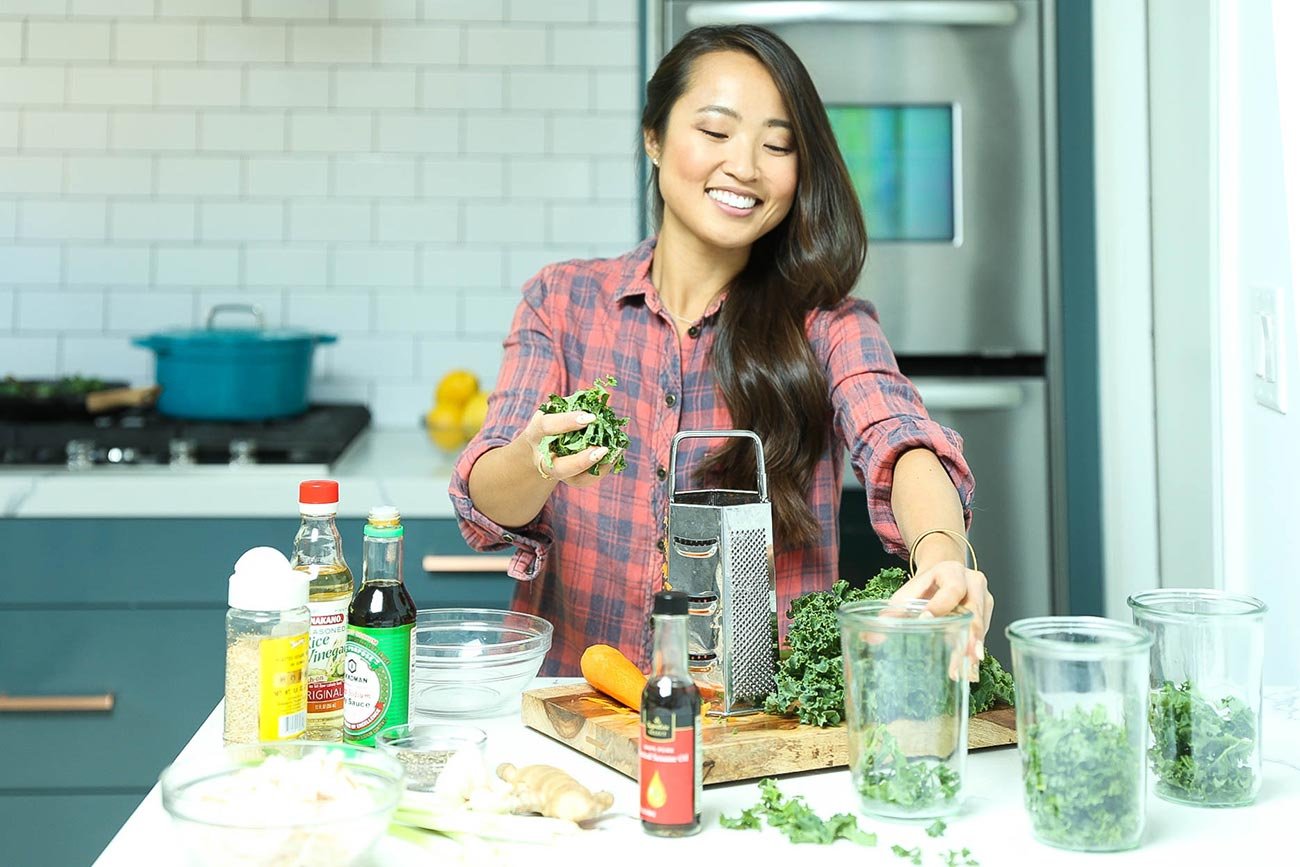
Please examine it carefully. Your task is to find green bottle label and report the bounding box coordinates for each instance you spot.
[343,624,413,746]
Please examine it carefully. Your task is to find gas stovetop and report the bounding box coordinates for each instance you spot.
[0,404,371,468]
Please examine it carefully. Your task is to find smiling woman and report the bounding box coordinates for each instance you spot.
[448,25,988,679]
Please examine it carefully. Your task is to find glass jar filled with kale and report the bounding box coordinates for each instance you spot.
[1007,617,1151,852]
[1128,589,1266,808]
[838,599,972,820]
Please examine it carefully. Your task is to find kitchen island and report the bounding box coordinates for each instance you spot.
[95,682,1300,866]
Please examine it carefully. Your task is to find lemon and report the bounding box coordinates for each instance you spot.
[435,369,480,409]
[461,391,490,439]
[425,403,465,452]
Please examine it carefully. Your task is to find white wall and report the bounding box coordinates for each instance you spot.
[0,0,643,427]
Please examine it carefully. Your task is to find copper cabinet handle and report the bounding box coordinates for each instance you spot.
[422,555,513,574]
[0,693,116,713]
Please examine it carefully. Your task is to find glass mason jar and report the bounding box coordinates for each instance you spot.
[1128,589,1267,807]
[838,599,972,820]
[1006,617,1151,852]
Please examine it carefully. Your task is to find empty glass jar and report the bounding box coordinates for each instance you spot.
[838,599,972,820]
[1128,589,1266,807]
[1006,617,1151,852]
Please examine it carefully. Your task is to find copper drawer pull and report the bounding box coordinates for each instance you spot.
[422,555,513,574]
[0,693,116,713]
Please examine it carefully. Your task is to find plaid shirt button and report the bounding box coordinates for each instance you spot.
[665,393,677,407]
[656,465,667,481]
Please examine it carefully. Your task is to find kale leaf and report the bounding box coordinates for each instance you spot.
[1148,680,1257,804]
[856,726,961,811]
[891,845,923,864]
[719,778,878,846]
[926,819,948,838]
[536,376,630,475]
[1021,704,1142,850]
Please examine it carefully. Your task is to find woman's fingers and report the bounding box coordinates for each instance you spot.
[542,446,609,482]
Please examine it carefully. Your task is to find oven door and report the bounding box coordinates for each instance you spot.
[661,0,1046,356]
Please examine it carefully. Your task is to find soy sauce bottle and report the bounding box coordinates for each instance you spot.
[639,590,702,836]
[343,506,416,746]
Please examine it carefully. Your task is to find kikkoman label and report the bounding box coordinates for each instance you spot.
[343,624,412,746]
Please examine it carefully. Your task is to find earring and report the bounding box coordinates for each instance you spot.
[652,157,659,167]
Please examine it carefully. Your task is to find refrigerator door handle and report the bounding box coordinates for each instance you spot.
[685,1,1019,28]
[914,381,1025,412]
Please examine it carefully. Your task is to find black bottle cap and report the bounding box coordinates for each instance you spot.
[654,590,689,616]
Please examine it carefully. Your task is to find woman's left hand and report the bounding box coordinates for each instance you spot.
[889,560,993,681]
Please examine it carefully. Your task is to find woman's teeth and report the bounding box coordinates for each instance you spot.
[707,189,757,209]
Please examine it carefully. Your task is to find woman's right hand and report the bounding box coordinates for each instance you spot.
[520,410,616,489]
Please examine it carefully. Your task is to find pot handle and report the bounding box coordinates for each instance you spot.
[315,334,338,345]
[131,335,164,353]
[206,303,265,331]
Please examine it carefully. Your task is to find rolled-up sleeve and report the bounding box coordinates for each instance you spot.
[447,268,563,581]
[816,300,976,556]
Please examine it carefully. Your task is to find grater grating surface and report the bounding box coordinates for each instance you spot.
[728,527,776,700]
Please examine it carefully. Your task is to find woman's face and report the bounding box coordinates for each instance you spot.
[647,50,799,254]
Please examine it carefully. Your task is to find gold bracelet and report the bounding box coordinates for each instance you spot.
[908,528,978,577]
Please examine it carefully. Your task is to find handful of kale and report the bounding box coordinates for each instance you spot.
[763,569,1015,727]
[537,376,630,476]
[1148,679,1257,805]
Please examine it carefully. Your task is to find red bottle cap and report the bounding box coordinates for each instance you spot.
[298,479,339,505]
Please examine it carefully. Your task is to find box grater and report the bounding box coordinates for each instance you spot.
[666,430,777,717]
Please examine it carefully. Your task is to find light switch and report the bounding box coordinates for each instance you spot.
[1252,287,1286,413]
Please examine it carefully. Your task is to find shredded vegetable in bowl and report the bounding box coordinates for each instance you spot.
[161,744,404,867]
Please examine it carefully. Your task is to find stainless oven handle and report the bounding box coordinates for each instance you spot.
[685,1,1018,28]
[914,381,1024,412]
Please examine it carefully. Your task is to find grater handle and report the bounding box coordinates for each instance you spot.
[667,430,768,503]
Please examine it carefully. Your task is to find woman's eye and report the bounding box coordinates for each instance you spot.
[766,143,794,155]
[700,129,726,140]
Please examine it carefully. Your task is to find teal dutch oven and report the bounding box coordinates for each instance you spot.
[133,304,337,421]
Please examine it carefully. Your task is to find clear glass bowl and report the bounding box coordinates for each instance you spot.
[412,608,552,718]
[160,741,404,867]
[377,723,488,791]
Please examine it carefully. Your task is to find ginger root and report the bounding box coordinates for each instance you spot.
[496,763,615,823]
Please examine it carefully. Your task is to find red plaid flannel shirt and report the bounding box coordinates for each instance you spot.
[449,239,974,675]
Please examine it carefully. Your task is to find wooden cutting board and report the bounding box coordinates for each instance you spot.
[522,683,1017,786]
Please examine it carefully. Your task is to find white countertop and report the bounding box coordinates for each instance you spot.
[95,684,1300,867]
[0,429,460,519]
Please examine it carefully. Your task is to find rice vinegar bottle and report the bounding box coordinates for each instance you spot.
[344,506,416,746]
[289,480,354,742]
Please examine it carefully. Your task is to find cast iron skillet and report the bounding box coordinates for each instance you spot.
[0,377,159,422]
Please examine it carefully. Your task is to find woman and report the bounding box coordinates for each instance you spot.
[449,25,991,677]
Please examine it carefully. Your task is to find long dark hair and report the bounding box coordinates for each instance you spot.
[643,25,867,548]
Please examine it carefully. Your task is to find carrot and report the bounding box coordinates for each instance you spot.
[580,644,646,711]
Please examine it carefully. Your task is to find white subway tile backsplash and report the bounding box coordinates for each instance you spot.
[421,248,503,288]
[465,202,545,244]
[465,114,545,154]
[65,244,150,285]
[375,202,458,243]
[26,21,112,62]
[116,23,200,62]
[288,201,371,242]
[245,246,328,287]
[286,288,372,334]
[550,201,636,245]
[508,70,589,111]
[508,156,591,199]
[337,0,420,21]
[549,113,636,155]
[375,290,457,334]
[289,113,373,153]
[0,2,71,17]
[291,25,376,65]
[466,26,546,66]
[62,335,153,382]
[376,114,458,154]
[594,153,639,200]
[17,288,104,331]
[249,0,330,19]
[0,67,67,105]
[105,290,195,333]
[0,156,64,194]
[157,156,240,196]
[19,200,107,241]
[0,336,59,377]
[111,112,198,151]
[246,157,329,197]
[593,0,638,23]
[68,68,154,107]
[594,69,638,112]
[334,246,416,286]
[335,69,418,110]
[159,0,243,16]
[248,68,330,109]
[422,157,504,197]
[0,23,21,62]
[505,245,592,287]
[309,376,371,404]
[24,111,110,151]
[158,69,244,108]
[507,0,589,23]
[423,0,505,23]
[317,334,415,379]
[155,245,240,287]
[0,200,14,240]
[333,155,419,198]
[380,25,460,65]
[71,0,156,15]
[462,290,521,336]
[200,202,284,242]
[422,70,503,110]
[111,202,196,242]
[0,110,16,148]
[550,25,637,68]
[0,245,61,283]
[0,287,12,328]
[203,24,288,63]
[417,335,503,384]
[370,380,436,427]
[200,112,285,152]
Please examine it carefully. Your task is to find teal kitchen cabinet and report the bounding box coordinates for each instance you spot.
[0,517,513,866]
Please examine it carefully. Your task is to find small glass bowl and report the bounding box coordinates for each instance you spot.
[376,723,488,792]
